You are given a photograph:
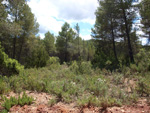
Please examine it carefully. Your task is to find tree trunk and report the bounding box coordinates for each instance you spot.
[122,5,134,63]
[12,36,16,59]
[65,37,68,62]
[17,37,24,62]
[87,42,90,61]
[13,7,18,59]
[111,20,118,62]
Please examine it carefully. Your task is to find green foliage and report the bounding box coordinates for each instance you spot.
[69,61,79,74]
[0,43,24,76]
[79,61,92,74]
[136,76,150,96]
[77,95,101,107]
[77,96,121,108]
[1,92,34,112]
[43,31,56,55]
[134,49,150,73]
[0,109,8,113]
[139,0,150,43]
[99,97,121,109]
[0,61,144,108]
[87,77,108,97]
[48,98,57,107]
[46,57,60,69]
[112,73,124,85]
[92,49,119,70]
[0,77,10,94]
[26,42,49,68]
[70,61,92,74]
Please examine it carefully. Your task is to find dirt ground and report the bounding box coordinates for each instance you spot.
[0,91,150,113]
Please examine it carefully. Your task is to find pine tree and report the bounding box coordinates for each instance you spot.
[43,31,55,56]
[74,23,80,59]
[56,22,76,62]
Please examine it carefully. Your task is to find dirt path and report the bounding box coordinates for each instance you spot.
[0,91,150,113]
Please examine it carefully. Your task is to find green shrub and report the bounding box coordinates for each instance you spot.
[46,57,60,69]
[9,75,24,93]
[69,61,79,74]
[79,61,92,74]
[136,76,150,96]
[113,73,124,85]
[134,49,150,73]
[0,43,24,76]
[100,97,121,110]
[46,57,60,65]
[92,50,119,71]
[86,77,108,97]
[0,78,10,94]
[70,61,92,74]
[1,92,34,112]
[77,95,101,107]
[48,98,57,107]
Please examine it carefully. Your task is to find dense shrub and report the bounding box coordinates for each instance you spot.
[70,61,92,74]
[69,61,79,74]
[0,43,24,76]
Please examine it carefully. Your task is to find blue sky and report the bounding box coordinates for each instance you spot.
[27,0,98,40]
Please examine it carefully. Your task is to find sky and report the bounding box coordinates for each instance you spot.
[27,0,99,40]
[27,0,147,45]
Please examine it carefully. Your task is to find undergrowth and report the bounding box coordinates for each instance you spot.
[0,58,148,109]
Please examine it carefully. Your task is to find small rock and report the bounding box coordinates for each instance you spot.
[22,105,28,109]
[121,109,125,112]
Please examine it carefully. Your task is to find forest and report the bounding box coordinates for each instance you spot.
[0,0,150,112]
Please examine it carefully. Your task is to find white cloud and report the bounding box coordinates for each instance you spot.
[27,0,98,39]
[81,34,92,40]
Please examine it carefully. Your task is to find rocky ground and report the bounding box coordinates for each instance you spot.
[0,91,150,113]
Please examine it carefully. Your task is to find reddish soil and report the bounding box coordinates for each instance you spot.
[0,91,150,113]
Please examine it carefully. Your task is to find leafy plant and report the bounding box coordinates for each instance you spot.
[46,57,60,70]
[136,76,150,96]
[26,43,49,68]
[0,78,10,94]
[2,92,34,112]
[48,98,57,107]
[0,43,24,76]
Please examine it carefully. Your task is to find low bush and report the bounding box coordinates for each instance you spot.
[127,49,150,74]
[136,76,150,96]
[77,95,101,107]
[48,98,57,107]
[0,78,10,94]
[70,61,92,74]
[79,61,92,74]
[46,57,60,70]
[86,77,108,97]
[1,92,34,112]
